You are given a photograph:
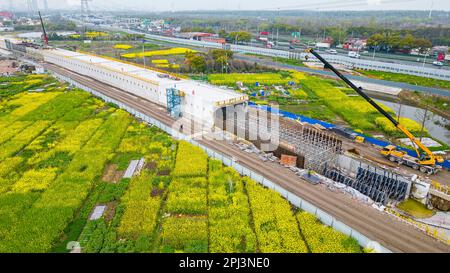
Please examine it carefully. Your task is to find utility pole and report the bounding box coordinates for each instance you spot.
[276,8,280,45]
[80,0,92,40]
[276,28,279,46]
[397,99,403,123]
[142,39,146,69]
[428,0,434,19]
[423,50,429,67]
[418,107,429,142]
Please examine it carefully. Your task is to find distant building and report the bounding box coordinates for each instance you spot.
[343,38,367,51]
[200,37,225,44]
[316,42,331,49]
[0,12,13,20]
[175,32,214,41]
[431,46,448,54]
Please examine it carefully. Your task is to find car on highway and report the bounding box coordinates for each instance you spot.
[326,49,338,54]
[432,61,444,67]
[348,51,361,58]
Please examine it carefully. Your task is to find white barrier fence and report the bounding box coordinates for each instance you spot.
[53,70,392,253]
[119,28,450,81]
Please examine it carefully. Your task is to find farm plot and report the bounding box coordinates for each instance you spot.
[357,70,450,90]
[208,73,291,86]
[0,78,128,252]
[245,178,308,253]
[70,120,175,253]
[301,76,423,134]
[117,172,162,240]
[121,47,196,59]
[0,75,362,253]
[296,211,361,253]
[208,160,257,253]
[173,141,208,177]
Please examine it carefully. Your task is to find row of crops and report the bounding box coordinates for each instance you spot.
[121,47,196,59]
[298,76,425,136]
[0,75,362,253]
[208,71,306,86]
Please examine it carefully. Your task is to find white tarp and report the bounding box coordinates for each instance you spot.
[123,160,139,178]
[89,205,106,220]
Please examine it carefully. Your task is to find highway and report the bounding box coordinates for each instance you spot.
[272,43,449,71]
[44,62,450,253]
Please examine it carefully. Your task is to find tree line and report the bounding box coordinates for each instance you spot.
[183,49,270,74]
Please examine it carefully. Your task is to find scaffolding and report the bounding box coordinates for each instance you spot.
[220,107,342,173]
[280,119,342,173]
[166,88,182,119]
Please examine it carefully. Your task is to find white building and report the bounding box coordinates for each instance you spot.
[40,48,248,126]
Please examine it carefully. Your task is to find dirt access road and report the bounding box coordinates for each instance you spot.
[45,63,450,253]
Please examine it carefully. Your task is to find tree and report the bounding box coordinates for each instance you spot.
[367,33,384,48]
[185,53,206,73]
[399,34,415,52]
[208,49,233,73]
[210,49,233,61]
[228,31,252,43]
[218,29,227,38]
[415,38,432,54]
[328,27,347,46]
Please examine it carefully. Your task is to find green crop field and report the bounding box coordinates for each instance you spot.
[0,75,361,253]
[208,71,305,86]
[357,70,450,90]
[300,76,425,135]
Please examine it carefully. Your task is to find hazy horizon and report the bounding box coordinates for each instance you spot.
[2,0,450,12]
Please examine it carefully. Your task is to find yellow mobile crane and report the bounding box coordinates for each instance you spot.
[306,48,443,175]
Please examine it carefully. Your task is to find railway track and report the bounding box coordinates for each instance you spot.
[44,63,450,253]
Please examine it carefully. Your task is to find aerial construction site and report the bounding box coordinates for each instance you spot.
[0,1,449,258]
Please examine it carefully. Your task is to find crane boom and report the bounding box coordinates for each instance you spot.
[307,48,398,125]
[38,11,48,46]
[306,48,443,165]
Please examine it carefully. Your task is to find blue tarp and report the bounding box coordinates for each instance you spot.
[248,102,450,169]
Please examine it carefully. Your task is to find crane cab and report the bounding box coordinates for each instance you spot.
[380,145,404,158]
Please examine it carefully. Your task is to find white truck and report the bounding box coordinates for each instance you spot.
[348,51,361,58]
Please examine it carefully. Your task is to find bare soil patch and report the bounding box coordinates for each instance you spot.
[151,188,165,197]
[103,201,118,222]
[156,169,171,176]
[102,164,124,183]
[145,161,157,170]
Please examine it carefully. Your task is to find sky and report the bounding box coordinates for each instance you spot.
[3,0,450,12]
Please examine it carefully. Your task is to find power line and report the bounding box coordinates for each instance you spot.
[429,0,434,18]
[262,0,418,11]
[317,0,417,11]
[263,0,363,11]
